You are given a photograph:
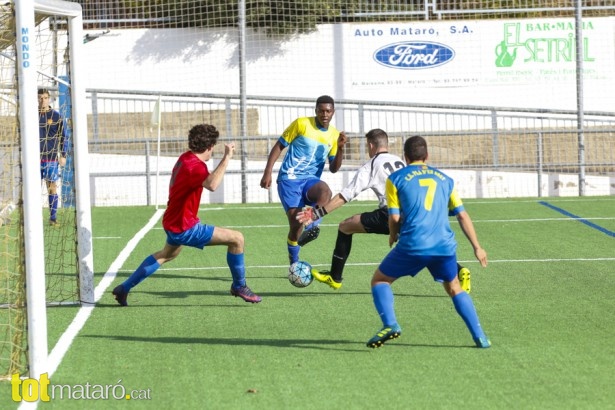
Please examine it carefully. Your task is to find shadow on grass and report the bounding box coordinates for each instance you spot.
[111,272,232,282]
[100,289,446,308]
[82,334,359,351]
[80,334,470,351]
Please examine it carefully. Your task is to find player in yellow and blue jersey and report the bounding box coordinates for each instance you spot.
[296,128,472,292]
[366,135,490,349]
[260,95,347,265]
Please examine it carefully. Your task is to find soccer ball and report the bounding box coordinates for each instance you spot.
[288,261,313,288]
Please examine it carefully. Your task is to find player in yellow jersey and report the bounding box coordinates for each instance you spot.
[297,128,472,291]
[260,95,347,265]
[367,136,489,348]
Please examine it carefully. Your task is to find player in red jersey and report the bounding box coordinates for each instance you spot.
[112,124,261,306]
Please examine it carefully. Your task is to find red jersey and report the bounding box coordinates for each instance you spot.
[162,151,209,233]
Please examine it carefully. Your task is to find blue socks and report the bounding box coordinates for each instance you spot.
[49,194,58,221]
[452,292,486,340]
[287,239,300,265]
[372,283,397,327]
[371,285,486,342]
[227,252,246,288]
[121,252,248,293]
[122,255,160,291]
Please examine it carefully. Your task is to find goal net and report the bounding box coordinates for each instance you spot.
[67,0,614,206]
[0,0,93,379]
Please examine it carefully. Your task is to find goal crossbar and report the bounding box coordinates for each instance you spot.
[34,0,82,17]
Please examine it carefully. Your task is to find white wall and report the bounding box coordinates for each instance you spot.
[78,18,614,205]
[88,155,615,206]
[82,17,615,112]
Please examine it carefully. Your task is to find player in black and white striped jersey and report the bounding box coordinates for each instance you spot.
[297,128,471,291]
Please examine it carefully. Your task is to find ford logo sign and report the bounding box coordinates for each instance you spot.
[374,42,455,69]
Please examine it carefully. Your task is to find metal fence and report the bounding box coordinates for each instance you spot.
[73,1,615,26]
[85,89,615,205]
[54,0,615,202]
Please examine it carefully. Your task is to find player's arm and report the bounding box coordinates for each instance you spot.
[203,142,234,192]
[449,188,487,267]
[298,160,372,224]
[388,214,400,247]
[456,210,487,267]
[260,140,285,189]
[328,131,347,173]
[385,178,400,247]
[296,159,371,224]
[321,193,347,215]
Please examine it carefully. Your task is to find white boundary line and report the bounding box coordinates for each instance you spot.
[150,257,615,272]
[147,217,615,231]
[49,209,165,371]
[196,197,615,212]
[21,202,613,408]
[18,209,165,410]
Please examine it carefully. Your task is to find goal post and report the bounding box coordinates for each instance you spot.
[0,0,93,380]
[39,0,96,308]
[16,0,48,381]
[30,0,94,306]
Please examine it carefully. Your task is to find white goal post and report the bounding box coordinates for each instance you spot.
[14,0,93,379]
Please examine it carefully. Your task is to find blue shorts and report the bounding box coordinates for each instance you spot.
[379,247,458,283]
[277,178,321,212]
[165,223,215,249]
[41,161,60,182]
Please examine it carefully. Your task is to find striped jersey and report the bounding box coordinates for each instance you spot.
[340,152,405,209]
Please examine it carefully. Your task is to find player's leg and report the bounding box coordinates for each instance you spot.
[298,222,320,246]
[304,179,332,208]
[277,180,306,263]
[46,180,59,225]
[311,212,364,289]
[311,214,359,289]
[337,207,389,279]
[298,179,332,246]
[366,269,401,348]
[457,262,471,293]
[366,247,419,348]
[113,242,182,306]
[42,162,60,225]
[208,225,248,286]
[434,257,489,348]
[286,207,303,264]
[209,226,262,303]
[332,214,364,277]
[316,207,388,288]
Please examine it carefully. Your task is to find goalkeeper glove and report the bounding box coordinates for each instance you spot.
[296,205,327,225]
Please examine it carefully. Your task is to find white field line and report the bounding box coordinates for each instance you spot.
[35,207,612,410]
[19,209,166,410]
[194,197,615,211]
[149,256,615,273]
[140,217,615,232]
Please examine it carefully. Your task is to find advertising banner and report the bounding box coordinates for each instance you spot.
[343,18,614,108]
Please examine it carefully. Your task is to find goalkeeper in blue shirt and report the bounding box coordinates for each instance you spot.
[366,135,490,349]
[38,88,67,226]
